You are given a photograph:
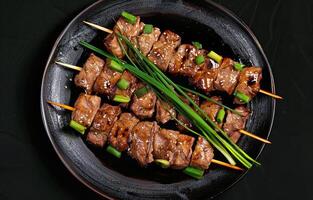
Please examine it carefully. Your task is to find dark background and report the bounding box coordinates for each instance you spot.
[0,0,312,199]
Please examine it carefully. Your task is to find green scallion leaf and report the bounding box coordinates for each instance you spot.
[135,86,148,98]
[216,108,225,123]
[117,78,130,90]
[234,91,250,103]
[195,55,205,65]
[109,60,125,73]
[234,62,245,71]
[121,11,137,25]
[207,51,223,64]
[113,95,130,103]
[69,120,86,135]
[143,24,153,34]
[183,166,204,179]
[192,41,202,49]
[106,145,122,158]
[155,159,170,168]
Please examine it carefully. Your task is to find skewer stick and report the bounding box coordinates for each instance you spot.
[259,89,283,100]
[211,159,243,171]
[47,101,76,111]
[239,129,271,144]
[55,61,82,71]
[83,21,113,34]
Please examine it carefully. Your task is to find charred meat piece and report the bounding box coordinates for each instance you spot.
[86,104,121,147]
[74,53,105,94]
[155,99,176,124]
[104,16,144,58]
[93,59,122,98]
[147,30,181,71]
[200,96,222,124]
[234,67,262,104]
[214,58,240,95]
[171,134,195,169]
[177,93,200,132]
[109,113,139,152]
[130,83,156,119]
[190,137,214,170]
[223,106,250,143]
[153,129,179,163]
[132,27,161,56]
[129,121,159,166]
[71,94,101,127]
[115,70,138,107]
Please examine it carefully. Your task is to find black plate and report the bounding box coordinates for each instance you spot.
[40,0,276,199]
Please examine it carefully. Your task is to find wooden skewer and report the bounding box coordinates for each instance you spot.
[259,89,283,100]
[211,159,243,171]
[239,130,271,144]
[55,61,82,71]
[47,101,76,111]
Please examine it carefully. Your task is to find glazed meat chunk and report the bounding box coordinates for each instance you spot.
[86,104,121,147]
[109,113,139,152]
[132,27,161,56]
[177,93,200,132]
[155,99,176,124]
[153,129,179,163]
[234,67,262,104]
[200,96,222,125]
[71,93,101,127]
[214,58,240,95]
[223,106,250,143]
[171,134,195,169]
[74,53,105,94]
[147,30,181,71]
[190,137,214,170]
[128,121,159,166]
[115,70,138,107]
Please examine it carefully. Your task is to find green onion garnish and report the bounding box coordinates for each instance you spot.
[195,55,205,65]
[121,11,137,25]
[117,78,130,90]
[106,145,122,158]
[135,86,149,98]
[113,95,130,103]
[192,41,202,49]
[183,166,204,179]
[216,108,225,123]
[155,159,170,168]
[208,51,223,64]
[109,60,125,73]
[143,24,153,34]
[69,120,86,135]
[234,91,250,103]
[234,62,245,71]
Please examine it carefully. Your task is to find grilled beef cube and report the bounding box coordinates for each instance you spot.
[214,58,240,95]
[86,104,121,147]
[155,99,176,124]
[109,113,139,152]
[104,16,144,58]
[130,84,156,119]
[93,59,122,98]
[71,94,101,127]
[129,121,159,166]
[190,137,214,170]
[177,93,200,132]
[153,129,179,163]
[74,54,105,94]
[223,106,250,143]
[171,134,195,169]
[132,27,161,56]
[234,67,263,104]
[115,70,138,107]
[147,30,181,71]
[200,96,222,124]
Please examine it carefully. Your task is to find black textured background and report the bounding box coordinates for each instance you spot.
[0,0,312,199]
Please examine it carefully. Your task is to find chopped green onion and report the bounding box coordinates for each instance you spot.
[113,95,130,103]
[109,60,125,73]
[234,91,250,103]
[234,62,245,71]
[155,159,170,168]
[143,24,153,34]
[216,108,225,123]
[207,51,223,64]
[121,11,137,24]
[135,86,148,98]
[183,166,204,179]
[117,78,130,90]
[192,41,202,49]
[106,145,121,158]
[195,55,205,65]
[69,120,86,135]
